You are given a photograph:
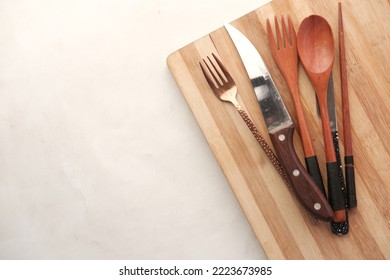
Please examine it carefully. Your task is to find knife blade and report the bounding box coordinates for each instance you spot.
[224,23,333,221]
[327,74,345,195]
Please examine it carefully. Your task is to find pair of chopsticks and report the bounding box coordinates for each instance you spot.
[339,3,357,209]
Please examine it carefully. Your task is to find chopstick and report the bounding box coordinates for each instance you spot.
[339,2,357,208]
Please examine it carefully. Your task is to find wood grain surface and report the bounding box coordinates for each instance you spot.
[167,0,390,259]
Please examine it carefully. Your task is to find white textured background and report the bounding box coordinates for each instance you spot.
[0,0,270,259]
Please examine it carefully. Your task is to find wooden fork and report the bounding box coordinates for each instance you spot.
[266,15,326,196]
[199,53,289,186]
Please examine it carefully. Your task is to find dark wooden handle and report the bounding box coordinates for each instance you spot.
[269,125,333,221]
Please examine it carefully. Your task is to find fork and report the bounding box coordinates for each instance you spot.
[199,53,290,187]
[266,15,326,196]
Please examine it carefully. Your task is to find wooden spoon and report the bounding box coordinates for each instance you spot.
[297,15,346,223]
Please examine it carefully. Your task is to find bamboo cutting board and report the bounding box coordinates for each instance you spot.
[167,0,390,259]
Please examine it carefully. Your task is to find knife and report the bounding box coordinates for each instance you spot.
[326,74,349,234]
[224,23,333,221]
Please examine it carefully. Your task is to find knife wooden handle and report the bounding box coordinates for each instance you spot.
[269,124,333,221]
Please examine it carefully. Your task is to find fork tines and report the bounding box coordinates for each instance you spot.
[266,15,296,49]
[199,54,234,93]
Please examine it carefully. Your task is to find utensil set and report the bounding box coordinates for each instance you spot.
[199,4,356,235]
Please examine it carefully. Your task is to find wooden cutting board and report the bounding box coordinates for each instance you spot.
[167,0,390,259]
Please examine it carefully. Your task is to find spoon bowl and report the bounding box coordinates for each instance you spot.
[298,16,335,74]
[297,15,335,91]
